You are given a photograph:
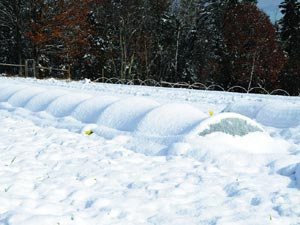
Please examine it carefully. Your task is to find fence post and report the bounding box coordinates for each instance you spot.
[67,65,71,80]
[102,68,104,83]
[33,60,37,78]
[19,60,23,76]
[25,60,28,77]
[24,59,36,78]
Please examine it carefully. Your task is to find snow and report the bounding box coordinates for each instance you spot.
[0,76,300,225]
[7,87,45,107]
[223,101,265,118]
[97,97,160,132]
[0,85,27,101]
[224,101,300,128]
[72,96,119,123]
[256,102,300,128]
[137,103,206,136]
[296,164,300,187]
[25,89,69,112]
[46,93,91,117]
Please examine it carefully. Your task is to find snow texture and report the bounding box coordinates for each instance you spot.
[0,76,300,225]
[97,97,160,131]
[225,101,300,128]
[137,103,207,136]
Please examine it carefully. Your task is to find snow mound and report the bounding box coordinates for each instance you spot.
[137,103,207,136]
[72,96,119,123]
[178,132,289,168]
[256,102,300,128]
[224,101,300,128]
[97,97,160,131]
[8,87,46,107]
[25,90,68,112]
[46,94,92,117]
[0,85,27,101]
[191,113,264,137]
[223,101,265,118]
[271,160,300,188]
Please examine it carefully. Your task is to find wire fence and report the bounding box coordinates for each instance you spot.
[0,61,292,96]
[93,76,291,96]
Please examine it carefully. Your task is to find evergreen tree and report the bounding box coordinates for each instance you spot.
[278,0,300,95]
[0,0,25,67]
[242,0,257,4]
[279,0,300,55]
[171,0,205,82]
[195,0,232,87]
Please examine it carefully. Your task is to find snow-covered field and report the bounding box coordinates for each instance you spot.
[0,76,300,225]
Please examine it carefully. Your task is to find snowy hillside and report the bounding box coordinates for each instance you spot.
[0,77,300,225]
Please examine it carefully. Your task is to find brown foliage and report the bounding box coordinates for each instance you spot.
[223,3,285,89]
[27,0,97,63]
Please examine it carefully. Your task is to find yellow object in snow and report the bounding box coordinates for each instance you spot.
[209,110,214,116]
[85,130,94,135]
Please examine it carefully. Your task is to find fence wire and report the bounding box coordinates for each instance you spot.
[0,63,293,96]
[94,77,291,96]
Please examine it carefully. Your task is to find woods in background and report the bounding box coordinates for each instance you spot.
[0,0,300,94]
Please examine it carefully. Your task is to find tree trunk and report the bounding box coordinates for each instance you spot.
[174,28,181,82]
[15,0,23,75]
[247,50,257,92]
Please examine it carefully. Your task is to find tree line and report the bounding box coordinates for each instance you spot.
[0,0,300,94]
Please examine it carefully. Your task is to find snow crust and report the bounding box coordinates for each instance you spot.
[0,77,300,225]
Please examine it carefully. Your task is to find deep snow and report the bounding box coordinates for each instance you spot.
[0,76,300,225]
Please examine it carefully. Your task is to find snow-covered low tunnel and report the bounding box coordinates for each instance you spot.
[0,82,267,140]
[224,101,300,128]
[3,79,300,159]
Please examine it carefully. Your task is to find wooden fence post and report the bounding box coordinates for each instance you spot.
[67,65,71,80]
[19,60,23,76]
[25,60,28,77]
[102,68,105,83]
[33,60,37,78]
